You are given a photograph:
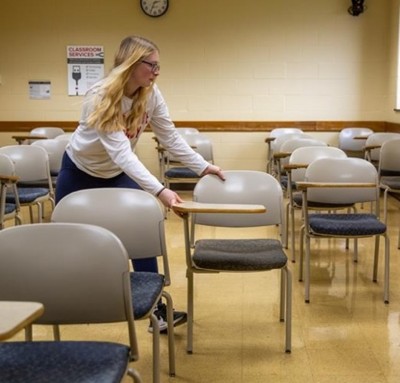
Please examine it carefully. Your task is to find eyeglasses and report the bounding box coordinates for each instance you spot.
[141,60,160,73]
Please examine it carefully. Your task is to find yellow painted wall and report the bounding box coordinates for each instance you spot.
[0,0,397,175]
[0,0,394,122]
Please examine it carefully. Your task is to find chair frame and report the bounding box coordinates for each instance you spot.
[153,128,200,184]
[0,154,22,229]
[0,145,55,223]
[338,127,373,157]
[363,132,400,165]
[297,159,390,304]
[265,128,304,174]
[283,146,349,262]
[0,222,142,383]
[51,188,176,383]
[378,138,400,249]
[0,174,22,229]
[164,133,214,190]
[173,172,292,354]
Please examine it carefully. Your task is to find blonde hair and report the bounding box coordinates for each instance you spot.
[87,35,159,135]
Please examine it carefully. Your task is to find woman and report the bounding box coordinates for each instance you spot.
[56,35,225,332]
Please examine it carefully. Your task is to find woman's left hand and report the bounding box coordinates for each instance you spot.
[201,164,225,181]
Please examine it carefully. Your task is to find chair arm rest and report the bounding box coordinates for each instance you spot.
[0,174,19,183]
[273,152,291,160]
[172,201,266,214]
[296,181,376,190]
[156,146,166,154]
[364,144,381,151]
[11,135,47,144]
[0,301,44,341]
[283,163,308,171]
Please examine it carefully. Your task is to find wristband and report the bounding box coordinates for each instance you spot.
[156,187,166,197]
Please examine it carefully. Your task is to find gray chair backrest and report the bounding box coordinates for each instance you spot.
[270,127,303,140]
[193,170,283,227]
[51,188,167,262]
[31,139,68,174]
[0,223,134,326]
[30,127,65,139]
[365,132,400,162]
[272,133,310,153]
[168,132,213,163]
[0,153,15,176]
[0,154,19,225]
[338,127,373,151]
[280,138,327,153]
[379,138,400,173]
[0,145,51,184]
[279,138,328,168]
[176,127,199,135]
[183,133,214,163]
[289,146,347,182]
[54,133,73,141]
[305,157,378,204]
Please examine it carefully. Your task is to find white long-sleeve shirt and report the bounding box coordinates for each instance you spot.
[66,83,209,195]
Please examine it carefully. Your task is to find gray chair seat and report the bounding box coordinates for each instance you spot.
[51,188,176,381]
[381,176,400,189]
[4,203,16,215]
[177,171,292,354]
[7,187,49,204]
[309,213,387,236]
[0,341,130,383]
[280,175,296,191]
[193,238,287,271]
[165,167,198,178]
[130,272,164,319]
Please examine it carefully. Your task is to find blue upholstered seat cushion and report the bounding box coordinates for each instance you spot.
[130,271,164,319]
[280,175,295,191]
[381,176,400,190]
[308,213,386,236]
[0,341,130,383]
[4,203,16,215]
[7,188,49,204]
[165,167,199,178]
[380,170,400,177]
[293,192,354,209]
[193,239,287,271]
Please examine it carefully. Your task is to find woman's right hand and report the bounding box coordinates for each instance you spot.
[157,187,183,208]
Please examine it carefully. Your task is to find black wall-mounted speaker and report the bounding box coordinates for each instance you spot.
[348,0,365,16]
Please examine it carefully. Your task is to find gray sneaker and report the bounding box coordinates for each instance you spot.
[148,303,187,333]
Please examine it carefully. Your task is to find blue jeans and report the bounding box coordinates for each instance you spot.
[55,152,158,273]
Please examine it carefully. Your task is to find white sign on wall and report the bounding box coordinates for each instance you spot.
[29,81,51,99]
[67,45,104,96]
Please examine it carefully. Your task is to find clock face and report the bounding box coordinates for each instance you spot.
[140,0,169,17]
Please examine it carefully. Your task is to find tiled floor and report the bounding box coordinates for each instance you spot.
[7,192,400,382]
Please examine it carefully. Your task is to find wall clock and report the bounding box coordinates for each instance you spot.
[140,0,169,17]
